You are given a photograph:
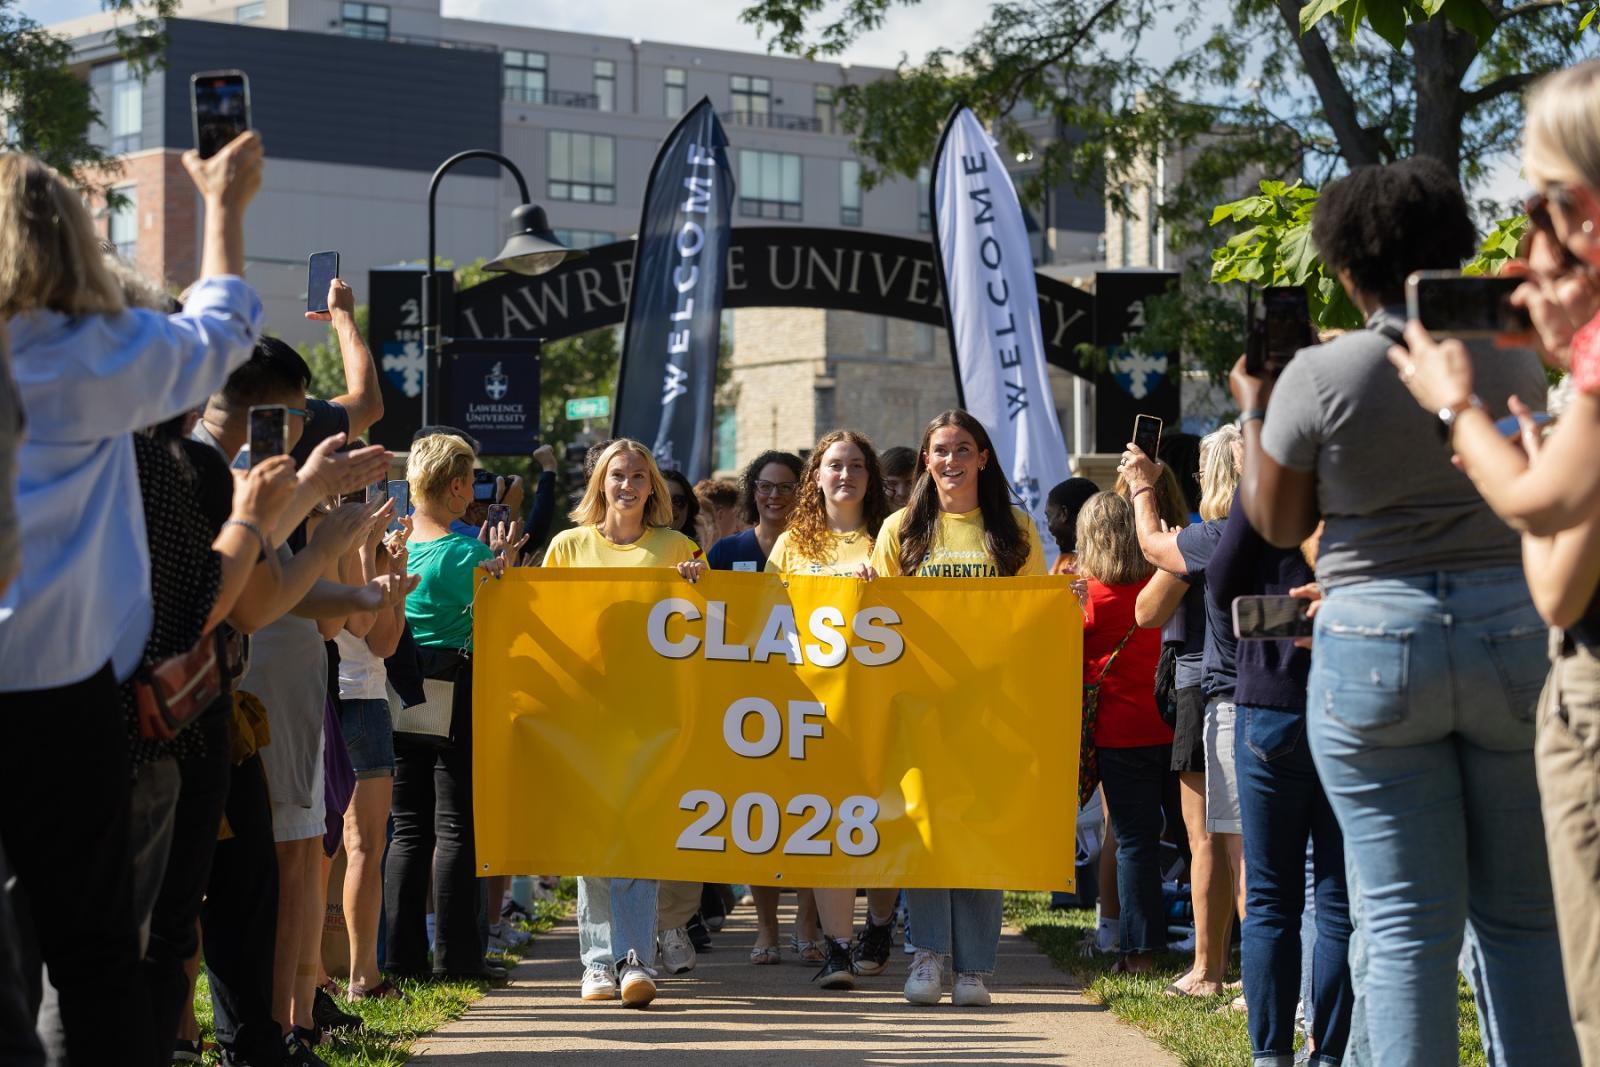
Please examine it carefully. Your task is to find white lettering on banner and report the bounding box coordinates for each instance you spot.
[643,599,904,667]
[660,142,717,411]
[675,790,880,857]
[723,697,782,757]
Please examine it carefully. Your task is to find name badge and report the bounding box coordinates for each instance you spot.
[732,561,758,572]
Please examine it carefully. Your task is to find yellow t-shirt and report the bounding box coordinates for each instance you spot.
[764,528,873,577]
[542,525,699,569]
[870,506,1045,578]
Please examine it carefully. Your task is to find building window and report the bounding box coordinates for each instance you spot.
[916,166,931,233]
[235,1,264,21]
[1147,183,1160,267]
[863,314,887,354]
[840,159,861,226]
[1120,182,1133,268]
[913,321,935,359]
[108,61,141,155]
[730,74,770,122]
[553,228,614,250]
[108,186,137,260]
[593,59,616,113]
[815,84,835,135]
[664,67,686,118]
[340,1,388,39]
[504,50,547,104]
[548,131,615,203]
[738,149,801,221]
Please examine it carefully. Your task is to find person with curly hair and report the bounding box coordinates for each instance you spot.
[870,409,1044,1007]
[762,430,900,989]
[707,450,803,571]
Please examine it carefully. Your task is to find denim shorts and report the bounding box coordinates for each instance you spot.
[338,696,396,779]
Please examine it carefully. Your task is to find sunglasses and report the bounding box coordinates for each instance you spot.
[1523,191,1588,271]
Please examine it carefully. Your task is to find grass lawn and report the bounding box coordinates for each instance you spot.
[191,881,574,1066]
[1004,892,1486,1067]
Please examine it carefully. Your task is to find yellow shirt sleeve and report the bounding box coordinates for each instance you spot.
[542,529,576,568]
[764,530,790,574]
[871,509,905,576]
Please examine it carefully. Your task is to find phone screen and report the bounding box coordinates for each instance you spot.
[307,251,339,314]
[486,504,513,529]
[386,479,409,532]
[365,478,389,506]
[1262,286,1311,370]
[473,470,499,503]
[1132,415,1162,460]
[247,405,286,467]
[1233,595,1314,640]
[191,71,250,159]
[1409,274,1533,337]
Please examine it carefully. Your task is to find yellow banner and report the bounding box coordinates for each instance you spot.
[473,569,1082,891]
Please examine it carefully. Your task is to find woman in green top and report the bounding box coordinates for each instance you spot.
[387,433,505,980]
[870,409,1044,1008]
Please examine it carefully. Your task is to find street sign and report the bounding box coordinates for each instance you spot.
[565,395,611,421]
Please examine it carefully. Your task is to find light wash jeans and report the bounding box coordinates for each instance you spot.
[577,877,658,970]
[906,889,1002,975]
[1307,567,1578,1067]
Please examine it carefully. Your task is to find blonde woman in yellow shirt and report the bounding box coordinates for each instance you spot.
[543,439,701,1008]
[870,409,1045,1007]
[761,429,902,990]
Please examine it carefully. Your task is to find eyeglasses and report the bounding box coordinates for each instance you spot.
[754,480,798,497]
[1523,191,1586,270]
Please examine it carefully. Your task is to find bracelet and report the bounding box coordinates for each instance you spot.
[222,518,269,555]
[1239,409,1267,427]
[1131,486,1155,503]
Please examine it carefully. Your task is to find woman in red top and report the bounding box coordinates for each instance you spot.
[1077,491,1170,974]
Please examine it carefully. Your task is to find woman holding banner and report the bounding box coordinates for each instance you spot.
[871,410,1045,1007]
[544,439,702,1008]
[763,429,902,990]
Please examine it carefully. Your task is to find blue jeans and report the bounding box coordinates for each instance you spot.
[1097,744,1171,955]
[906,889,1002,974]
[1307,568,1578,1067]
[577,878,659,970]
[1236,704,1351,1067]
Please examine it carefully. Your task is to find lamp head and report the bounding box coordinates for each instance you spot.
[485,203,584,275]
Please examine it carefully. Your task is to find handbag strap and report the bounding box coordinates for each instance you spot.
[1089,625,1140,688]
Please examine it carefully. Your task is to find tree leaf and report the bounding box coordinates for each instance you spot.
[1279,224,1321,285]
[1364,0,1409,48]
[1299,0,1347,35]
[1439,0,1496,45]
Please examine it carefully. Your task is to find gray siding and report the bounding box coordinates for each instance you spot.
[161,18,501,174]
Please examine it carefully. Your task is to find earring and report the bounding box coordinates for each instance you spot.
[1585,220,1595,235]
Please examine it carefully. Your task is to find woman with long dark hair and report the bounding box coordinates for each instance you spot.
[871,410,1044,1006]
[661,468,702,543]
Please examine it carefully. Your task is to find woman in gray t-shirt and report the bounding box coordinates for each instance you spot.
[1232,158,1577,1066]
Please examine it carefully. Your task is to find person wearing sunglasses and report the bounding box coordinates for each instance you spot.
[1390,59,1600,1064]
[705,451,804,573]
[661,468,702,544]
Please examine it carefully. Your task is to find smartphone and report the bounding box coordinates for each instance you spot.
[365,477,389,506]
[307,251,339,314]
[190,70,251,160]
[486,503,513,529]
[1247,285,1315,376]
[1232,595,1315,641]
[1406,271,1534,339]
[1495,410,1553,438]
[247,405,286,467]
[386,479,410,532]
[1132,414,1162,461]
[473,469,500,503]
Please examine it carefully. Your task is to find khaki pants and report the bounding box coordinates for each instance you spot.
[657,881,702,933]
[1537,634,1600,1066]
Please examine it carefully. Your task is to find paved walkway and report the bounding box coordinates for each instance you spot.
[410,898,1179,1066]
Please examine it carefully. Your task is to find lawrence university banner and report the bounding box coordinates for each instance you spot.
[472,570,1082,890]
[931,107,1071,557]
[612,98,734,481]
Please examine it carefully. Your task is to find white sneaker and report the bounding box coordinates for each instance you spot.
[953,972,991,1007]
[904,948,945,1005]
[618,950,658,1008]
[580,963,616,1001]
[489,922,531,946]
[659,926,696,975]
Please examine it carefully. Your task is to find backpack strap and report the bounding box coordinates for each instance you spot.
[1090,625,1140,687]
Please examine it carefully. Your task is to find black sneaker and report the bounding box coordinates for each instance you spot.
[282,1032,330,1067]
[813,936,857,990]
[686,911,714,951]
[171,1038,203,1065]
[312,986,363,1032]
[501,899,533,924]
[853,916,894,976]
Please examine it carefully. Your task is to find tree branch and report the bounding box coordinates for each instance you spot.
[992,0,1125,118]
[1496,1,1570,24]
[1273,0,1383,167]
[1463,70,1542,108]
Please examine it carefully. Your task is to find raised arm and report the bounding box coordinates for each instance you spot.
[1121,446,1188,575]
[1135,568,1190,629]
[306,278,384,438]
[1231,357,1320,549]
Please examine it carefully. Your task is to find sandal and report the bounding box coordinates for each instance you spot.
[350,978,407,1001]
[750,944,781,965]
[791,935,825,964]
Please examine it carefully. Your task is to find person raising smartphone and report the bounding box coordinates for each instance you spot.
[543,439,702,1009]
[870,409,1044,1007]
[762,429,901,990]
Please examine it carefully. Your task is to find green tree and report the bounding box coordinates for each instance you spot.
[1,0,176,204]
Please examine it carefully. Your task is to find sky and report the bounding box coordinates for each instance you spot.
[21,0,1524,203]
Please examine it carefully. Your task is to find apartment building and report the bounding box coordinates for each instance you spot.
[49,0,1108,463]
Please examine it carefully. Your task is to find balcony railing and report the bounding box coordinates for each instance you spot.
[382,31,497,51]
[727,110,822,133]
[505,86,602,110]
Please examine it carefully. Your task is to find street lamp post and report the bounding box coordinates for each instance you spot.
[421,149,584,427]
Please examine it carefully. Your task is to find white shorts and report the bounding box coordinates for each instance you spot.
[271,785,327,844]
[1203,698,1242,835]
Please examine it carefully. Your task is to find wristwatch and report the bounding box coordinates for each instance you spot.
[1437,394,1484,433]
